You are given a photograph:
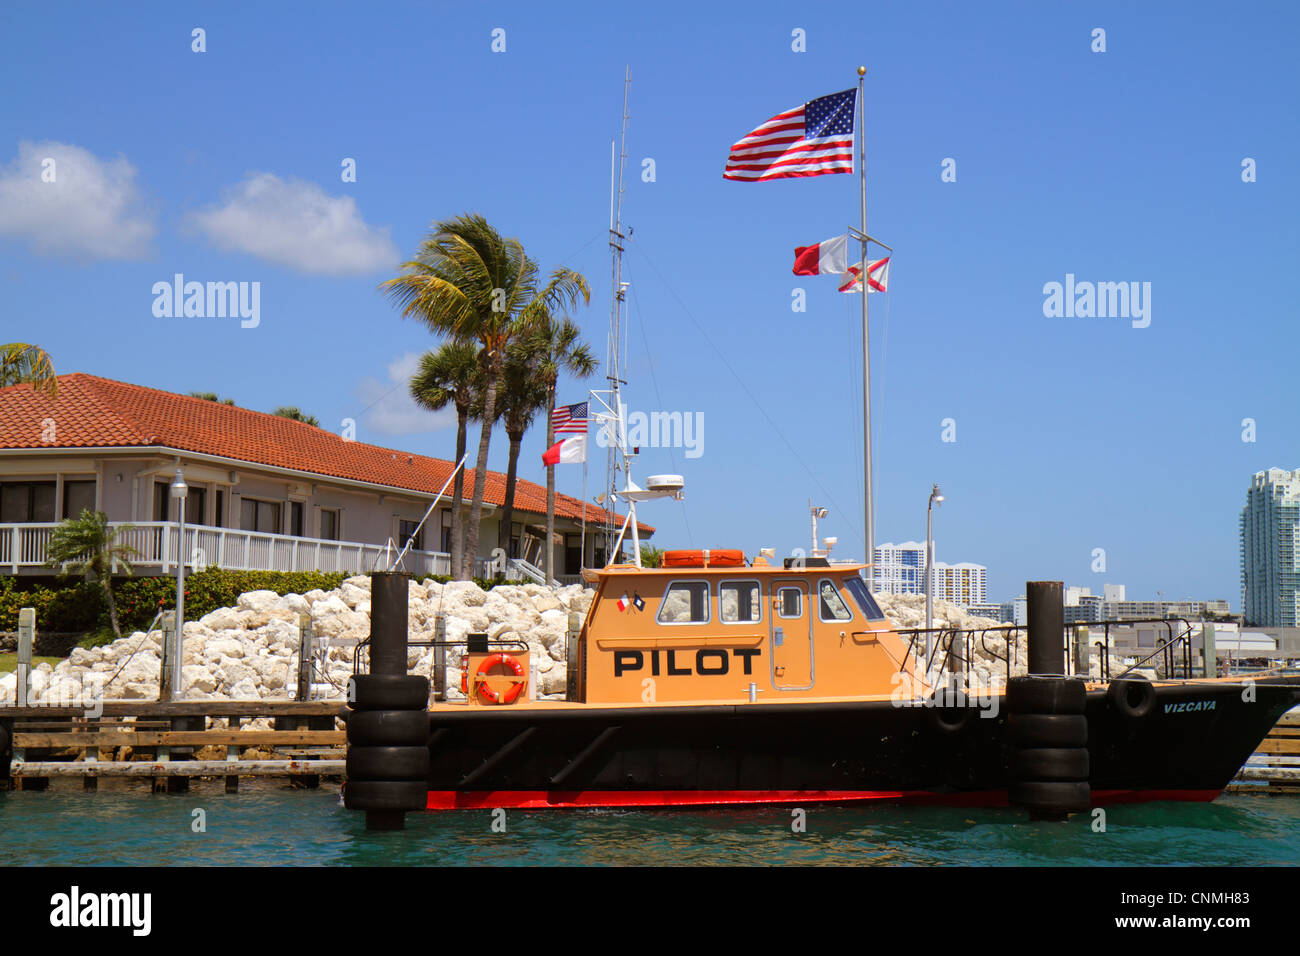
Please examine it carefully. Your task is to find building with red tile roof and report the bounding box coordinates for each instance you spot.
[0,374,650,580]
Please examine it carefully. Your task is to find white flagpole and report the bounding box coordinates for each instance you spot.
[857,66,875,577]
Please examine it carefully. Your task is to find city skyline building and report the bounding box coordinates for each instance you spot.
[1240,467,1300,627]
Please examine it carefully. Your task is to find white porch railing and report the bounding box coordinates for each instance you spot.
[0,521,482,578]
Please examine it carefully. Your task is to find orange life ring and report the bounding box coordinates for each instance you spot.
[475,652,526,705]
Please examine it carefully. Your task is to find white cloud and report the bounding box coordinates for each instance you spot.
[0,140,155,259]
[190,172,399,275]
[357,352,456,437]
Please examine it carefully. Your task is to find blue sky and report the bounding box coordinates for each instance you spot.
[1,1,1296,605]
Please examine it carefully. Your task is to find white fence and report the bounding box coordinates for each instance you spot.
[0,521,488,578]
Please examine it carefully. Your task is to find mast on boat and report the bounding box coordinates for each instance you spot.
[589,66,682,569]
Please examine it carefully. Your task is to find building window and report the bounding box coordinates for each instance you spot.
[0,481,56,522]
[321,508,339,541]
[154,481,170,521]
[61,480,97,520]
[440,510,452,552]
[657,581,710,624]
[289,501,304,537]
[399,519,423,552]
[510,521,522,559]
[214,489,225,528]
[240,497,282,534]
[565,534,582,575]
[185,488,206,525]
[719,580,761,623]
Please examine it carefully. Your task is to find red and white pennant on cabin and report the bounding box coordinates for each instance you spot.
[542,401,588,466]
[723,88,857,182]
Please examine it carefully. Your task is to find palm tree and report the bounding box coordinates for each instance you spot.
[493,344,549,566]
[526,316,598,583]
[272,406,320,427]
[410,341,483,578]
[46,510,140,639]
[189,391,236,405]
[381,214,589,579]
[0,343,57,397]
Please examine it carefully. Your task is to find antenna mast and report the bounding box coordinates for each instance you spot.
[604,67,631,560]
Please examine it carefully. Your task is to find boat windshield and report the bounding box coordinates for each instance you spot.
[843,575,885,621]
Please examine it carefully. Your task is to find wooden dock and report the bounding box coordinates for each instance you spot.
[1227,709,1300,794]
[0,701,345,792]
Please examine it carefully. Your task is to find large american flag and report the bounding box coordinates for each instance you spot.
[724,88,857,182]
[553,401,588,435]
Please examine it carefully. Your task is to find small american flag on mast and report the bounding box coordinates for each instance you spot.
[552,401,588,435]
[724,88,857,182]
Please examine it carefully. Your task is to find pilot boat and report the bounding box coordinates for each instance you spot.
[418,556,1300,810]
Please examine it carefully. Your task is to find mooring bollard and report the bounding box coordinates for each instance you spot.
[296,612,314,702]
[433,613,447,701]
[565,610,581,702]
[343,572,430,831]
[158,611,177,702]
[1007,581,1091,821]
[1202,622,1217,679]
[16,608,34,709]
[1074,625,1091,677]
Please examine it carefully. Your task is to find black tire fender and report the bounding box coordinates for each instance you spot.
[1009,780,1091,814]
[348,674,430,711]
[1011,747,1091,781]
[347,709,430,747]
[1006,713,1089,748]
[928,702,974,733]
[1007,676,1086,715]
[343,780,428,812]
[1108,678,1157,719]
[346,745,430,781]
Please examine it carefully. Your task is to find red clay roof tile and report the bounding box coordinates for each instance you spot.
[0,374,651,532]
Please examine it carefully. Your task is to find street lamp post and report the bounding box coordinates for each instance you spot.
[170,468,188,701]
[925,483,944,678]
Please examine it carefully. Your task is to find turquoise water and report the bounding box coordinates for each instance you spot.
[2,786,1298,865]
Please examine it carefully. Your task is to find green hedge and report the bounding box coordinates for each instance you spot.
[0,568,508,635]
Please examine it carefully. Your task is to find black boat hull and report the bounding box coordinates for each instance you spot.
[421,678,1300,810]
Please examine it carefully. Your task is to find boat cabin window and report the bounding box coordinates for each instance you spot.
[842,575,886,621]
[657,581,710,624]
[817,579,853,622]
[776,586,802,619]
[720,580,761,623]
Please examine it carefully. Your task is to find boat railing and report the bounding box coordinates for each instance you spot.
[352,633,530,702]
[894,624,1025,690]
[1082,617,1198,681]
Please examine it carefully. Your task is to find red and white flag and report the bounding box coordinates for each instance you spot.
[724,88,857,182]
[792,235,848,276]
[838,257,890,294]
[542,434,586,465]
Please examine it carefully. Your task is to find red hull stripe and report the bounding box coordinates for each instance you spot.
[425,788,1223,811]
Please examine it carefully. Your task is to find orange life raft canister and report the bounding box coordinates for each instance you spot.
[661,549,746,568]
